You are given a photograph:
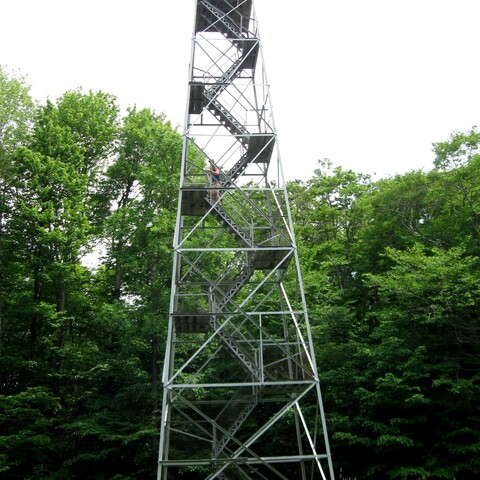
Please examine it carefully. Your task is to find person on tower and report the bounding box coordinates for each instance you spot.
[206,159,222,203]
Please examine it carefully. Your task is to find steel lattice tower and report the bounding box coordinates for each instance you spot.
[158,1,334,478]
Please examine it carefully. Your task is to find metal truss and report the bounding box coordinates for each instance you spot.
[158,1,334,479]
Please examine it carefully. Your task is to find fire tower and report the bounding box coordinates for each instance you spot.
[158,1,334,478]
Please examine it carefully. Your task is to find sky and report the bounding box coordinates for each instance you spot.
[2,0,480,182]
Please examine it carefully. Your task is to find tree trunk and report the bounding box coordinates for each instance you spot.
[151,334,159,411]
[56,278,66,348]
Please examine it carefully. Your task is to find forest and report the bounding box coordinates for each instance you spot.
[0,66,479,479]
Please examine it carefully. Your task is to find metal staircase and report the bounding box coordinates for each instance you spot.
[215,262,255,311]
[206,197,255,248]
[158,1,335,479]
[213,386,260,458]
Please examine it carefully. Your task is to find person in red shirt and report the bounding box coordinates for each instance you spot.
[206,160,222,203]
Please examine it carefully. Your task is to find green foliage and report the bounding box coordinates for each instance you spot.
[0,86,180,478]
[433,128,480,251]
[0,387,60,478]
[102,107,181,304]
[0,66,35,170]
[290,150,480,479]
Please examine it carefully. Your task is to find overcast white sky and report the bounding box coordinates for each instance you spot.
[2,0,480,181]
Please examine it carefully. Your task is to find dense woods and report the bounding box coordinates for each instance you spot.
[1,67,479,479]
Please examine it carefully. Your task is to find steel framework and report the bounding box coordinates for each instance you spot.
[158,1,334,478]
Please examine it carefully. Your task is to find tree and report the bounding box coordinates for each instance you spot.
[433,127,480,252]
[288,153,480,478]
[0,89,122,478]
[4,90,118,357]
[0,66,34,169]
[287,160,377,476]
[0,66,35,380]
[101,107,182,410]
[289,159,372,291]
[363,244,480,479]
